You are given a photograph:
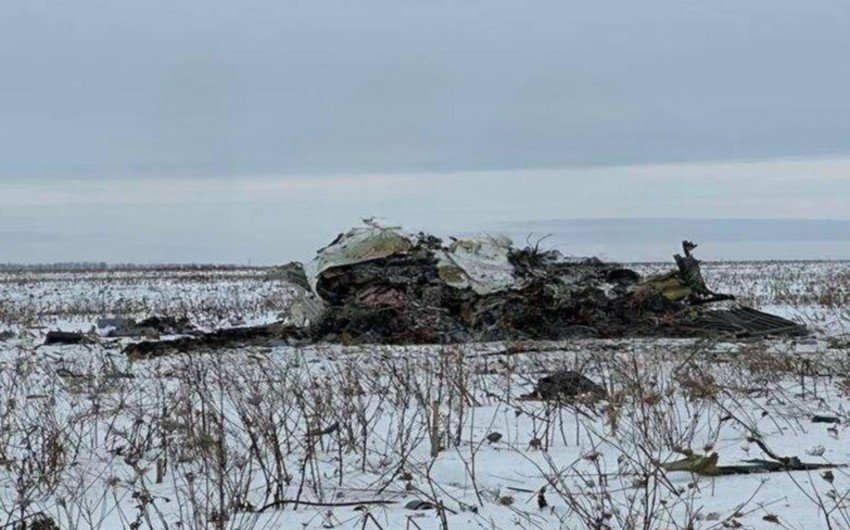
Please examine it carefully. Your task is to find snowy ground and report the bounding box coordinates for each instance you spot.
[1,262,850,530]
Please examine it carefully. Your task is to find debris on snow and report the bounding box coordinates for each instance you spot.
[124,323,305,359]
[97,315,196,338]
[43,330,94,346]
[123,223,808,355]
[305,223,807,344]
[520,370,607,402]
[661,438,846,476]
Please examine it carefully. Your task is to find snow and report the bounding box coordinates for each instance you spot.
[1,262,850,529]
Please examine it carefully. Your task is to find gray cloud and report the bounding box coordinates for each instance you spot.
[5,1,850,263]
[2,0,850,178]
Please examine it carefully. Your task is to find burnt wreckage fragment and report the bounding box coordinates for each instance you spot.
[520,370,608,402]
[123,224,807,356]
[304,224,806,344]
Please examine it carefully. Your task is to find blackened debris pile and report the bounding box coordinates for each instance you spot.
[120,223,808,357]
[305,224,806,344]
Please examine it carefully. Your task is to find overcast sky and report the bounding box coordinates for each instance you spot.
[3,0,850,262]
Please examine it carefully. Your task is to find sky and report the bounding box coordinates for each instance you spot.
[2,0,850,263]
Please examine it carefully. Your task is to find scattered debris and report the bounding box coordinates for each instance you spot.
[661,438,846,476]
[812,415,841,424]
[306,225,806,344]
[273,262,325,327]
[682,307,806,338]
[44,330,94,346]
[661,452,844,476]
[520,370,607,402]
[98,316,196,338]
[124,323,304,359]
[124,223,808,356]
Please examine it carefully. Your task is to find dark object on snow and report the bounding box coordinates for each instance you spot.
[537,488,549,510]
[520,370,607,401]
[0,330,15,341]
[123,228,808,357]
[306,227,805,345]
[486,432,503,444]
[137,316,195,335]
[124,323,304,359]
[29,515,60,530]
[683,307,807,338]
[812,416,841,425]
[662,438,847,477]
[661,452,846,476]
[405,500,435,511]
[99,316,196,337]
[44,331,93,346]
[307,225,654,344]
[9,513,60,530]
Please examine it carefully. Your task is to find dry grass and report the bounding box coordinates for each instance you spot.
[0,263,849,529]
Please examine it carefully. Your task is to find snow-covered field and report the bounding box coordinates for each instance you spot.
[1,262,850,530]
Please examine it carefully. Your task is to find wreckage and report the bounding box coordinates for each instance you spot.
[123,223,806,357]
[302,223,805,344]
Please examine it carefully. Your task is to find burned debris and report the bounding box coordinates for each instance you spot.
[123,323,305,360]
[308,224,636,344]
[42,316,199,348]
[97,316,196,338]
[682,307,807,338]
[520,370,608,402]
[43,330,94,346]
[304,224,805,344]
[122,223,806,357]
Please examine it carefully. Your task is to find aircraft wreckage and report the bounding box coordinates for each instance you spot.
[124,223,806,358]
